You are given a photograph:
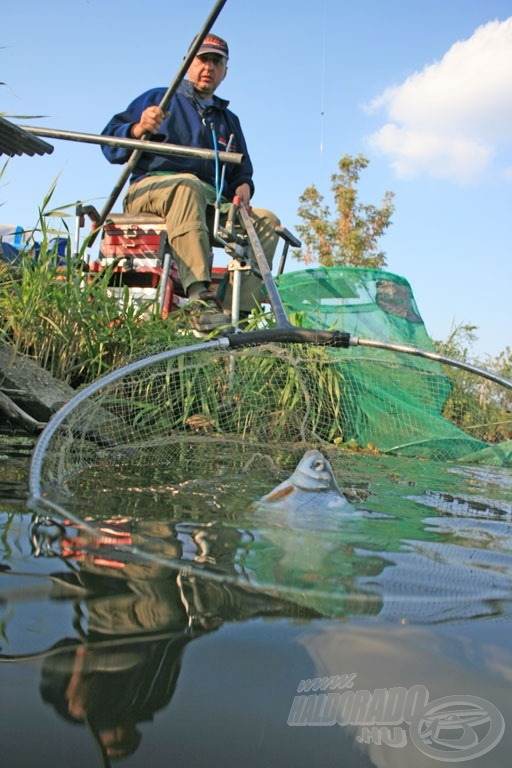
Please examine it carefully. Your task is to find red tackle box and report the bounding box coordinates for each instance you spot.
[95,212,227,317]
[97,213,182,316]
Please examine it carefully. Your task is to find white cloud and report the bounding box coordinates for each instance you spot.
[366,18,512,182]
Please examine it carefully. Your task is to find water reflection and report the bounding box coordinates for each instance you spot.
[2,434,512,766]
[18,496,512,766]
[293,619,512,767]
[28,515,321,764]
[40,634,189,761]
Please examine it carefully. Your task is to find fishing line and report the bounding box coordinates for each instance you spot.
[219,133,234,201]
[319,1,327,160]
[210,122,222,201]
[210,125,234,204]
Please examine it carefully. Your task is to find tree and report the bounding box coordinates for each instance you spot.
[295,154,395,268]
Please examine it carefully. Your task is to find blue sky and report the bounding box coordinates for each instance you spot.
[2,0,511,360]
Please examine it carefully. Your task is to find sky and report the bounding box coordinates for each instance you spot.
[2,0,511,360]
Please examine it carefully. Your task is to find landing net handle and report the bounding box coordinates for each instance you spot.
[212,198,301,328]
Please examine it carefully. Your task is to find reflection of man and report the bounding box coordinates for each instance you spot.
[38,515,317,761]
[40,633,192,761]
[38,518,206,761]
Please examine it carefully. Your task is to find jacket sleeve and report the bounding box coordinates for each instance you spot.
[100,90,163,164]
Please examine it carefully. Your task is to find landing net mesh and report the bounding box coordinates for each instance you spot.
[26,267,512,622]
[276,267,512,466]
[31,336,511,506]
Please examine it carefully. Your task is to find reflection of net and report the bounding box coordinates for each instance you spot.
[31,338,511,504]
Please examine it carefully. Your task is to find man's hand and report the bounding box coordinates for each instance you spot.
[234,183,251,208]
[131,106,167,139]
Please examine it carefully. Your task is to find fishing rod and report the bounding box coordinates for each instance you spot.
[88,0,229,244]
[17,125,243,165]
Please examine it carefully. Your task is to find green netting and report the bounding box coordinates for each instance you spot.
[276,267,512,465]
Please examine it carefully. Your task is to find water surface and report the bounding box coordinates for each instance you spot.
[2,432,512,767]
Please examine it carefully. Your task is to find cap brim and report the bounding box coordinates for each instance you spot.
[197,47,228,58]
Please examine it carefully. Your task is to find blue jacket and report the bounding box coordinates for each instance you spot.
[101,81,254,200]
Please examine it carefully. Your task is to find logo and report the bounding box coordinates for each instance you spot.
[288,675,504,762]
[410,695,505,761]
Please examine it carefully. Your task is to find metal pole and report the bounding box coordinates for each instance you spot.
[351,337,512,390]
[90,0,229,243]
[18,125,243,165]
[237,203,293,328]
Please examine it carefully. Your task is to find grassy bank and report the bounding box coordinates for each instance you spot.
[0,214,193,390]
[0,204,510,448]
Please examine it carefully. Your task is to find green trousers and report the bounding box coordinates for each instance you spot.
[124,173,280,313]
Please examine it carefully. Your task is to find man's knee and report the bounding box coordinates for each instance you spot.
[251,208,281,230]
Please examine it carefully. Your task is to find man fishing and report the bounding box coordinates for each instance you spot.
[101,33,280,333]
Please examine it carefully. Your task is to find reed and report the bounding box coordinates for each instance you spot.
[0,205,186,389]
[1,187,509,450]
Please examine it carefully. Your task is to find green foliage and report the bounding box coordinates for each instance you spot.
[226,345,346,443]
[434,323,512,443]
[295,154,395,268]
[0,197,194,389]
[2,184,510,455]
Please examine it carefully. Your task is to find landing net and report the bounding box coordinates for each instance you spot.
[29,331,511,511]
[27,274,512,621]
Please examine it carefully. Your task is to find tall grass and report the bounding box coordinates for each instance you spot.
[0,201,188,389]
[1,187,510,452]
[435,324,512,443]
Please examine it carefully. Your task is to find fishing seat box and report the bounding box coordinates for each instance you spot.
[97,213,226,315]
[97,213,179,315]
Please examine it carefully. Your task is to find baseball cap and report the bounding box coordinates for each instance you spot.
[193,34,229,59]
